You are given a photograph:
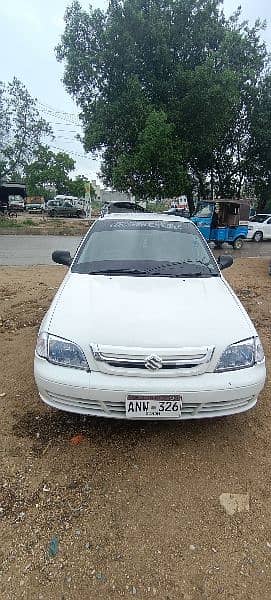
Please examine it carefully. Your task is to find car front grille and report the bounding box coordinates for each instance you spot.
[91,344,215,377]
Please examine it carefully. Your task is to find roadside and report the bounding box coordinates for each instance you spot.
[0,214,94,236]
[0,258,270,599]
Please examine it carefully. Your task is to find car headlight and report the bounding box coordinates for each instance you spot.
[215,337,265,372]
[36,332,89,371]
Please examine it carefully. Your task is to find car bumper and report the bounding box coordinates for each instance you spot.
[34,357,266,420]
[246,230,254,239]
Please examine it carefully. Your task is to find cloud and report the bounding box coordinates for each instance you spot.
[0,0,42,31]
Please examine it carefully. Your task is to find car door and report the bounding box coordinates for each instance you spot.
[263,217,271,239]
[62,202,73,217]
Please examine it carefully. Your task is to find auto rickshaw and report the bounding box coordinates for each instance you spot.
[191,198,250,249]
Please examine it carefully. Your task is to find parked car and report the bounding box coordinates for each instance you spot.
[101,201,145,216]
[34,213,265,420]
[26,203,43,214]
[247,214,271,242]
[165,207,190,218]
[46,200,85,218]
[8,198,25,212]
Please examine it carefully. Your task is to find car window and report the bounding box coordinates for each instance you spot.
[72,219,219,278]
[250,214,269,223]
[193,202,213,218]
[63,202,73,207]
[266,218,271,224]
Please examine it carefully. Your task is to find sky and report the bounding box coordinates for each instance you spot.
[0,0,270,183]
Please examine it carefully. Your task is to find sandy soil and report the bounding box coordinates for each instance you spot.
[0,259,270,600]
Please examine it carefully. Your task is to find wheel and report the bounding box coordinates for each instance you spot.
[253,231,263,243]
[50,210,56,217]
[233,237,243,250]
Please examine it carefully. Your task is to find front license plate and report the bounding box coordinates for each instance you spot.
[126,395,182,418]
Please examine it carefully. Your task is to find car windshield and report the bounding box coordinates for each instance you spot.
[108,202,144,213]
[249,214,269,223]
[72,219,219,278]
[193,202,213,218]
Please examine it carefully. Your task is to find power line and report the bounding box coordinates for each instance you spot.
[37,102,81,126]
[49,144,94,161]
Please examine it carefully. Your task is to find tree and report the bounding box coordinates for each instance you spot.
[0,78,52,180]
[246,75,271,209]
[56,0,270,202]
[66,175,94,197]
[112,110,189,198]
[25,145,75,196]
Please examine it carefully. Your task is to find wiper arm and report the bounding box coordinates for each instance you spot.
[180,272,217,278]
[88,268,149,275]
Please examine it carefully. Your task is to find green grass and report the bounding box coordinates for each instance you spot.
[0,217,37,228]
[20,218,37,226]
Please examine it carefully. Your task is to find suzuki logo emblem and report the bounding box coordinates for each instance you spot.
[144,354,163,371]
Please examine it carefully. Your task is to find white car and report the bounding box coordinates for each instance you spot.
[34,213,266,420]
[247,214,271,242]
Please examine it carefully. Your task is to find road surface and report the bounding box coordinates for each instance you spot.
[0,235,82,265]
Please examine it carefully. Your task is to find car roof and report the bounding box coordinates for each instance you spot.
[101,212,190,223]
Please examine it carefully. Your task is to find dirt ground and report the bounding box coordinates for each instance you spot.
[0,258,270,600]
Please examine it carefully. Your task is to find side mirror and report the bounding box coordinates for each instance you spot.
[52,250,72,266]
[218,255,233,270]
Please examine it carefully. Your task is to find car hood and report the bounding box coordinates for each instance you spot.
[47,273,254,350]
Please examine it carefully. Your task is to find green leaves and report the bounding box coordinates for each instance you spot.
[57,0,270,202]
[111,110,188,198]
[24,146,75,196]
[0,78,52,180]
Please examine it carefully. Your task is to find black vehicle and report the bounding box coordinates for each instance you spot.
[46,200,85,218]
[165,207,190,218]
[26,203,43,214]
[101,201,145,217]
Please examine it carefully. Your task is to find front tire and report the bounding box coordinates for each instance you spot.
[253,231,263,243]
[233,237,244,250]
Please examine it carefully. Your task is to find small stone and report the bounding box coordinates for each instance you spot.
[96,572,106,582]
[219,493,249,516]
[189,544,196,551]
[0,392,6,398]
[43,485,50,492]
[212,547,217,553]
[131,586,137,595]
[267,542,271,548]
[75,529,81,536]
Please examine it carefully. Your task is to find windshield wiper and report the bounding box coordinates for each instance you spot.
[88,268,218,278]
[88,268,149,276]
